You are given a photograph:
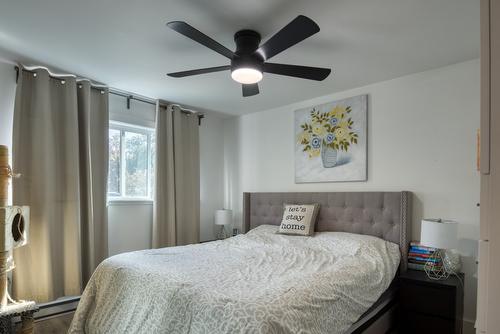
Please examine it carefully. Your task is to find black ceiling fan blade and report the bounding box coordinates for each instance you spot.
[167,65,231,78]
[242,83,259,97]
[263,63,331,81]
[167,21,235,59]
[256,15,320,61]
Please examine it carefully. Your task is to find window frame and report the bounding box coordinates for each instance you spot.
[108,121,155,203]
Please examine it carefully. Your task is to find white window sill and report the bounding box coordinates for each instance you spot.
[107,198,154,206]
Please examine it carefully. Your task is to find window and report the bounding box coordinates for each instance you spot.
[108,122,155,200]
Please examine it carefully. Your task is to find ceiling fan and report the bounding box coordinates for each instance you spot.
[166,15,331,97]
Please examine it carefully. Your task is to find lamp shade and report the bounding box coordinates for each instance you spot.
[420,219,458,249]
[215,209,232,226]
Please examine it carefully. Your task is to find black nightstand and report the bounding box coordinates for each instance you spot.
[399,269,464,334]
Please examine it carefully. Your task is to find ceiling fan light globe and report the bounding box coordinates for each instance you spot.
[231,68,263,84]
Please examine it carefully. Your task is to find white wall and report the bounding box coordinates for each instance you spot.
[0,65,225,253]
[224,59,480,327]
[108,94,226,255]
[200,113,226,241]
[109,93,155,128]
[107,94,156,256]
[108,202,153,255]
[0,60,17,206]
[1,54,480,328]
[0,60,16,152]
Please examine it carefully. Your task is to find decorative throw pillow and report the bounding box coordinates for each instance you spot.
[277,204,320,236]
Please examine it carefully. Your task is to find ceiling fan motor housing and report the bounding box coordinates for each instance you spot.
[232,30,264,72]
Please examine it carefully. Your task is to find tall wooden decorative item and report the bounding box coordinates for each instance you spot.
[0,145,9,308]
[0,145,37,334]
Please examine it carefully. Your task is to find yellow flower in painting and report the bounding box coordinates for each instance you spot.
[334,127,348,140]
[338,119,349,129]
[299,105,357,156]
[308,148,320,158]
[328,106,347,119]
[297,131,311,144]
[312,125,326,137]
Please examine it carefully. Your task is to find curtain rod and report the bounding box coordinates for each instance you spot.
[15,66,205,124]
[109,90,205,124]
[15,66,106,88]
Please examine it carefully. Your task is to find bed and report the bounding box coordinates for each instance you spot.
[243,191,411,333]
[69,191,411,334]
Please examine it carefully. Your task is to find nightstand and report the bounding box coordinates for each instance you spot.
[399,269,464,334]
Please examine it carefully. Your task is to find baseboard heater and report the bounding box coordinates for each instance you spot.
[36,296,80,320]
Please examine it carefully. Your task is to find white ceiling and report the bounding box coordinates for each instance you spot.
[0,0,479,116]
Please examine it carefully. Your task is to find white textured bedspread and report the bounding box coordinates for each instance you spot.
[69,225,400,334]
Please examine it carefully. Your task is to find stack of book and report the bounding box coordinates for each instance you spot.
[408,241,442,271]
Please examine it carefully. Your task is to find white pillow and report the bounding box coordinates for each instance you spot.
[277,204,320,236]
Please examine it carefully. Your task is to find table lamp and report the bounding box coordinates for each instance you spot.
[215,209,232,240]
[420,219,459,280]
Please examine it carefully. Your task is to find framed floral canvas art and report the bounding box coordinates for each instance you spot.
[295,94,367,183]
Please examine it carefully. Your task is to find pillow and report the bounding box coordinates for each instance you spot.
[277,204,320,236]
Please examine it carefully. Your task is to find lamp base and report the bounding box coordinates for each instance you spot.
[424,249,450,280]
[216,226,228,240]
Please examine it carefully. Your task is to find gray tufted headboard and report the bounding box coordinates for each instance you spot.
[243,191,411,272]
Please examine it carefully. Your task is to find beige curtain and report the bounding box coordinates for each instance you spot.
[12,67,108,302]
[153,104,200,248]
[76,81,109,284]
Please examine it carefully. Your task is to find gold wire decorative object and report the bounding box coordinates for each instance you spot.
[424,249,450,280]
